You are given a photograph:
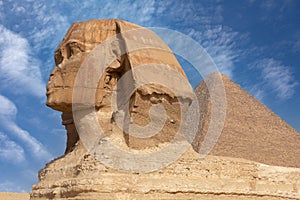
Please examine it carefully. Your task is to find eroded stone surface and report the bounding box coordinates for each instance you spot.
[31,142,300,199]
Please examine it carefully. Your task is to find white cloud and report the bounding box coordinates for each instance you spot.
[188,25,243,78]
[0,94,17,118]
[255,58,298,100]
[29,3,70,51]
[0,132,25,163]
[247,84,265,101]
[0,25,45,98]
[12,5,26,13]
[74,0,156,24]
[4,121,52,161]
[0,94,51,160]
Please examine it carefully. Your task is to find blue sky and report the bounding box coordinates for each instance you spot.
[0,0,299,192]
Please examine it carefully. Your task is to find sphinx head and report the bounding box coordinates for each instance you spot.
[46,20,121,112]
[46,19,194,152]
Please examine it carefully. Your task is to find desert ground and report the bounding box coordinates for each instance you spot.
[0,192,29,200]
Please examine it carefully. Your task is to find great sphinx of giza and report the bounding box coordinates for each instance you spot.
[31,19,300,200]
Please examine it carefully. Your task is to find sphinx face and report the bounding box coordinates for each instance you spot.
[46,20,118,112]
[46,41,89,112]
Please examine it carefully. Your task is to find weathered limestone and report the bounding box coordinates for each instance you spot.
[31,142,300,199]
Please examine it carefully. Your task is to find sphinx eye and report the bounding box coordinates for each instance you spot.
[54,50,63,65]
[68,42,82,57]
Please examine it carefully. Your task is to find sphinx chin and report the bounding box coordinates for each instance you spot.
[46,99,72,112]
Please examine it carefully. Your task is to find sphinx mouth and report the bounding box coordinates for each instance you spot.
[46,82,54,95]
[46,85,53,96]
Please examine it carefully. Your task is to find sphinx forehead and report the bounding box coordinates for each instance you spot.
[58,19,141,47]
[54,19,144,65]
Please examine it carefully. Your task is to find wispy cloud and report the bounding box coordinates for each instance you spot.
[28,2,70,51]
[188,25,245,78]
[111,0,156,23]
[67,0,157,25]
[247,84,265,101]
[0,93,17,118]
[0,25,45,98]
[254,58,298,100]
[4,121,52,161]
[0,132,25,163]
[0,95,51,160]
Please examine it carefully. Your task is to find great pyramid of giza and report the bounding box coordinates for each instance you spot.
[193,72,300,168]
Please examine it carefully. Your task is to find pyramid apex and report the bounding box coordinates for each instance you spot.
[206,72,231,81]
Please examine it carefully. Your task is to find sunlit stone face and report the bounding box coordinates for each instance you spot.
[46,20,118,112]
[46,44,87,112]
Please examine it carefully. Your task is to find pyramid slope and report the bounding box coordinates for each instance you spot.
[193,73,300,168]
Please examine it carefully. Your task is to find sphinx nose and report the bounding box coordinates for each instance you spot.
[46,70,55,92]
[48,67,59,81]
[47,75,54,88]
[46,77,52,89]
[46,85,50,92]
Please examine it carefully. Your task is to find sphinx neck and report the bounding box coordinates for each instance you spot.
[61,112,79,154]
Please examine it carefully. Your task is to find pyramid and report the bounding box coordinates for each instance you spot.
[193,73,300,168]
